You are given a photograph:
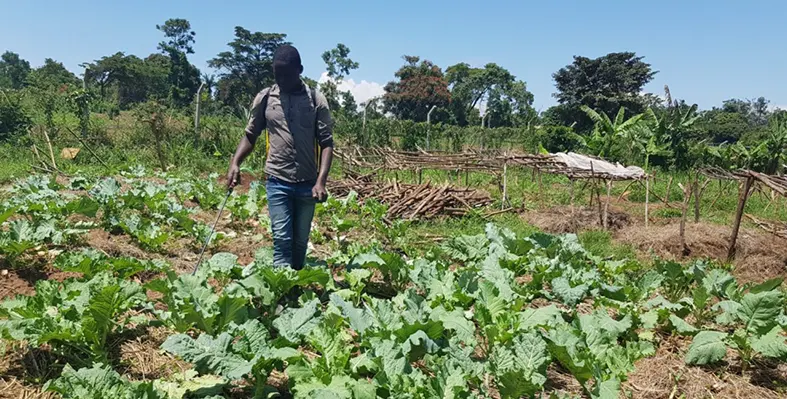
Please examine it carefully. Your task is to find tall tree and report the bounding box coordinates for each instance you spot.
[0,51,31,89]
[209,27,290,109]
[82,52,170,109]
[321,43,360,117]
[445,63,532,126]
[322,43,359,81]
[157,18,200,108]
[383,55,450,122]
[552,52,657,132]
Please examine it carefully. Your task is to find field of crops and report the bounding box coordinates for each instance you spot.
[1,170,786,399]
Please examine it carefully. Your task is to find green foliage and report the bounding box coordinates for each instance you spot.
[0,51,32,89]
[552,52,656,132]
[0,89,32,141]
[383,56,451,122]
[0,273,146,366]
[209,27,290,109]
[44,363,163,399]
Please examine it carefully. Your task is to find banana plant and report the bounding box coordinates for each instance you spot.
[581,106,646,161]
[764,114,787,173]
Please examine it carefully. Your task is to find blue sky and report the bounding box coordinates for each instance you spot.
[2,0,786,110]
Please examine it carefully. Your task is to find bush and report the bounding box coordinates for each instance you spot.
[0,90,32,141]
[535,125,585,153]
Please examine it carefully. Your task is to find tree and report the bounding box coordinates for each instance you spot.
[209,27,290,109]
[27,58,80,89]
[383,55,450,122]
[552,52,657,132]
[445,62,533,127]
[157,18,200,108]
[0,51,31,89]
[322,43,359,80]
[82,52,170,109]
[320,43,360,118]
[156,18,195,54]
[485,80,536,128]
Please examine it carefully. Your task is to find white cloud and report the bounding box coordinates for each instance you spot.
[770,104,787,112]
[318,72,385,105]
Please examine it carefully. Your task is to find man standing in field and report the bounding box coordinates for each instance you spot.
[227,45,334,270]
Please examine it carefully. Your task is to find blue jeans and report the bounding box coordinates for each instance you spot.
[266,177,316,269]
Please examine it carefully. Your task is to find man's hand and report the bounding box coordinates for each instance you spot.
[312,181,328,203]
[227,163,241,189]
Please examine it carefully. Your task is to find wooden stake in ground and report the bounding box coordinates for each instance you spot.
[663,175,674,205]
[569,178,575,215]
[727,176,755,261]
[41,127,58,171]
[645,175,650,229]
[603,180,612,230]
[695,177,711,223]
[501,155,508,210]
[679,182,692,257]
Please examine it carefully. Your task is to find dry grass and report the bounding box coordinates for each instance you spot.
[118,326,190,381]
[617,221,787,284]
[625,336,786,399]
[524,205,631,234]
[0,379,56,399]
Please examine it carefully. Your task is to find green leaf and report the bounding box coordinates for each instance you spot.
[493,331,550,398]
[430,306,476,346]
[590,377,621,399]
[161,333,253,381]
[749,278,784,294]
[737,290,783,335]
[519,305,563,330]
[67,197,100,218]
[0,207,18,224]
[713,300,741,325]
[551,277,588,307]
[751,327,787,360]
[685,331,728,365]
[272,299,320,344]
[669,314,698,335]
[152,370,226,399]
[329,293,372,334]
[44,363,163,399]
[203,252,241,277]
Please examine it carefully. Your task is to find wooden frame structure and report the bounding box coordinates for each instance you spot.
[335,147,648,229]
[700,168,787,261]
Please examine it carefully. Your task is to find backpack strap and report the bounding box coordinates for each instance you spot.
[310,87,322,170]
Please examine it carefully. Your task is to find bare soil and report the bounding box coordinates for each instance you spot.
[0,270,35,299]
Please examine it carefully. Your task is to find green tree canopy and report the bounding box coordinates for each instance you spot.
[552,52,657,132]
[209,27,290,109]
[383,55,450,122]
[156,18,200,108]
[27,58,80,89]
[0,51,31,89]
[83,52,170,109]
[445,62,532,126]
[320,43,360,118]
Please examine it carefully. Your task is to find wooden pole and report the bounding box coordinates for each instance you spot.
[569,178,575,215]
[663,176,674,204]
[727,176,755,261]
[603,180,612,229]
[645,176,650,229]
[65,127,110,169]
[502,157,508,210]
[679,182,692,257]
